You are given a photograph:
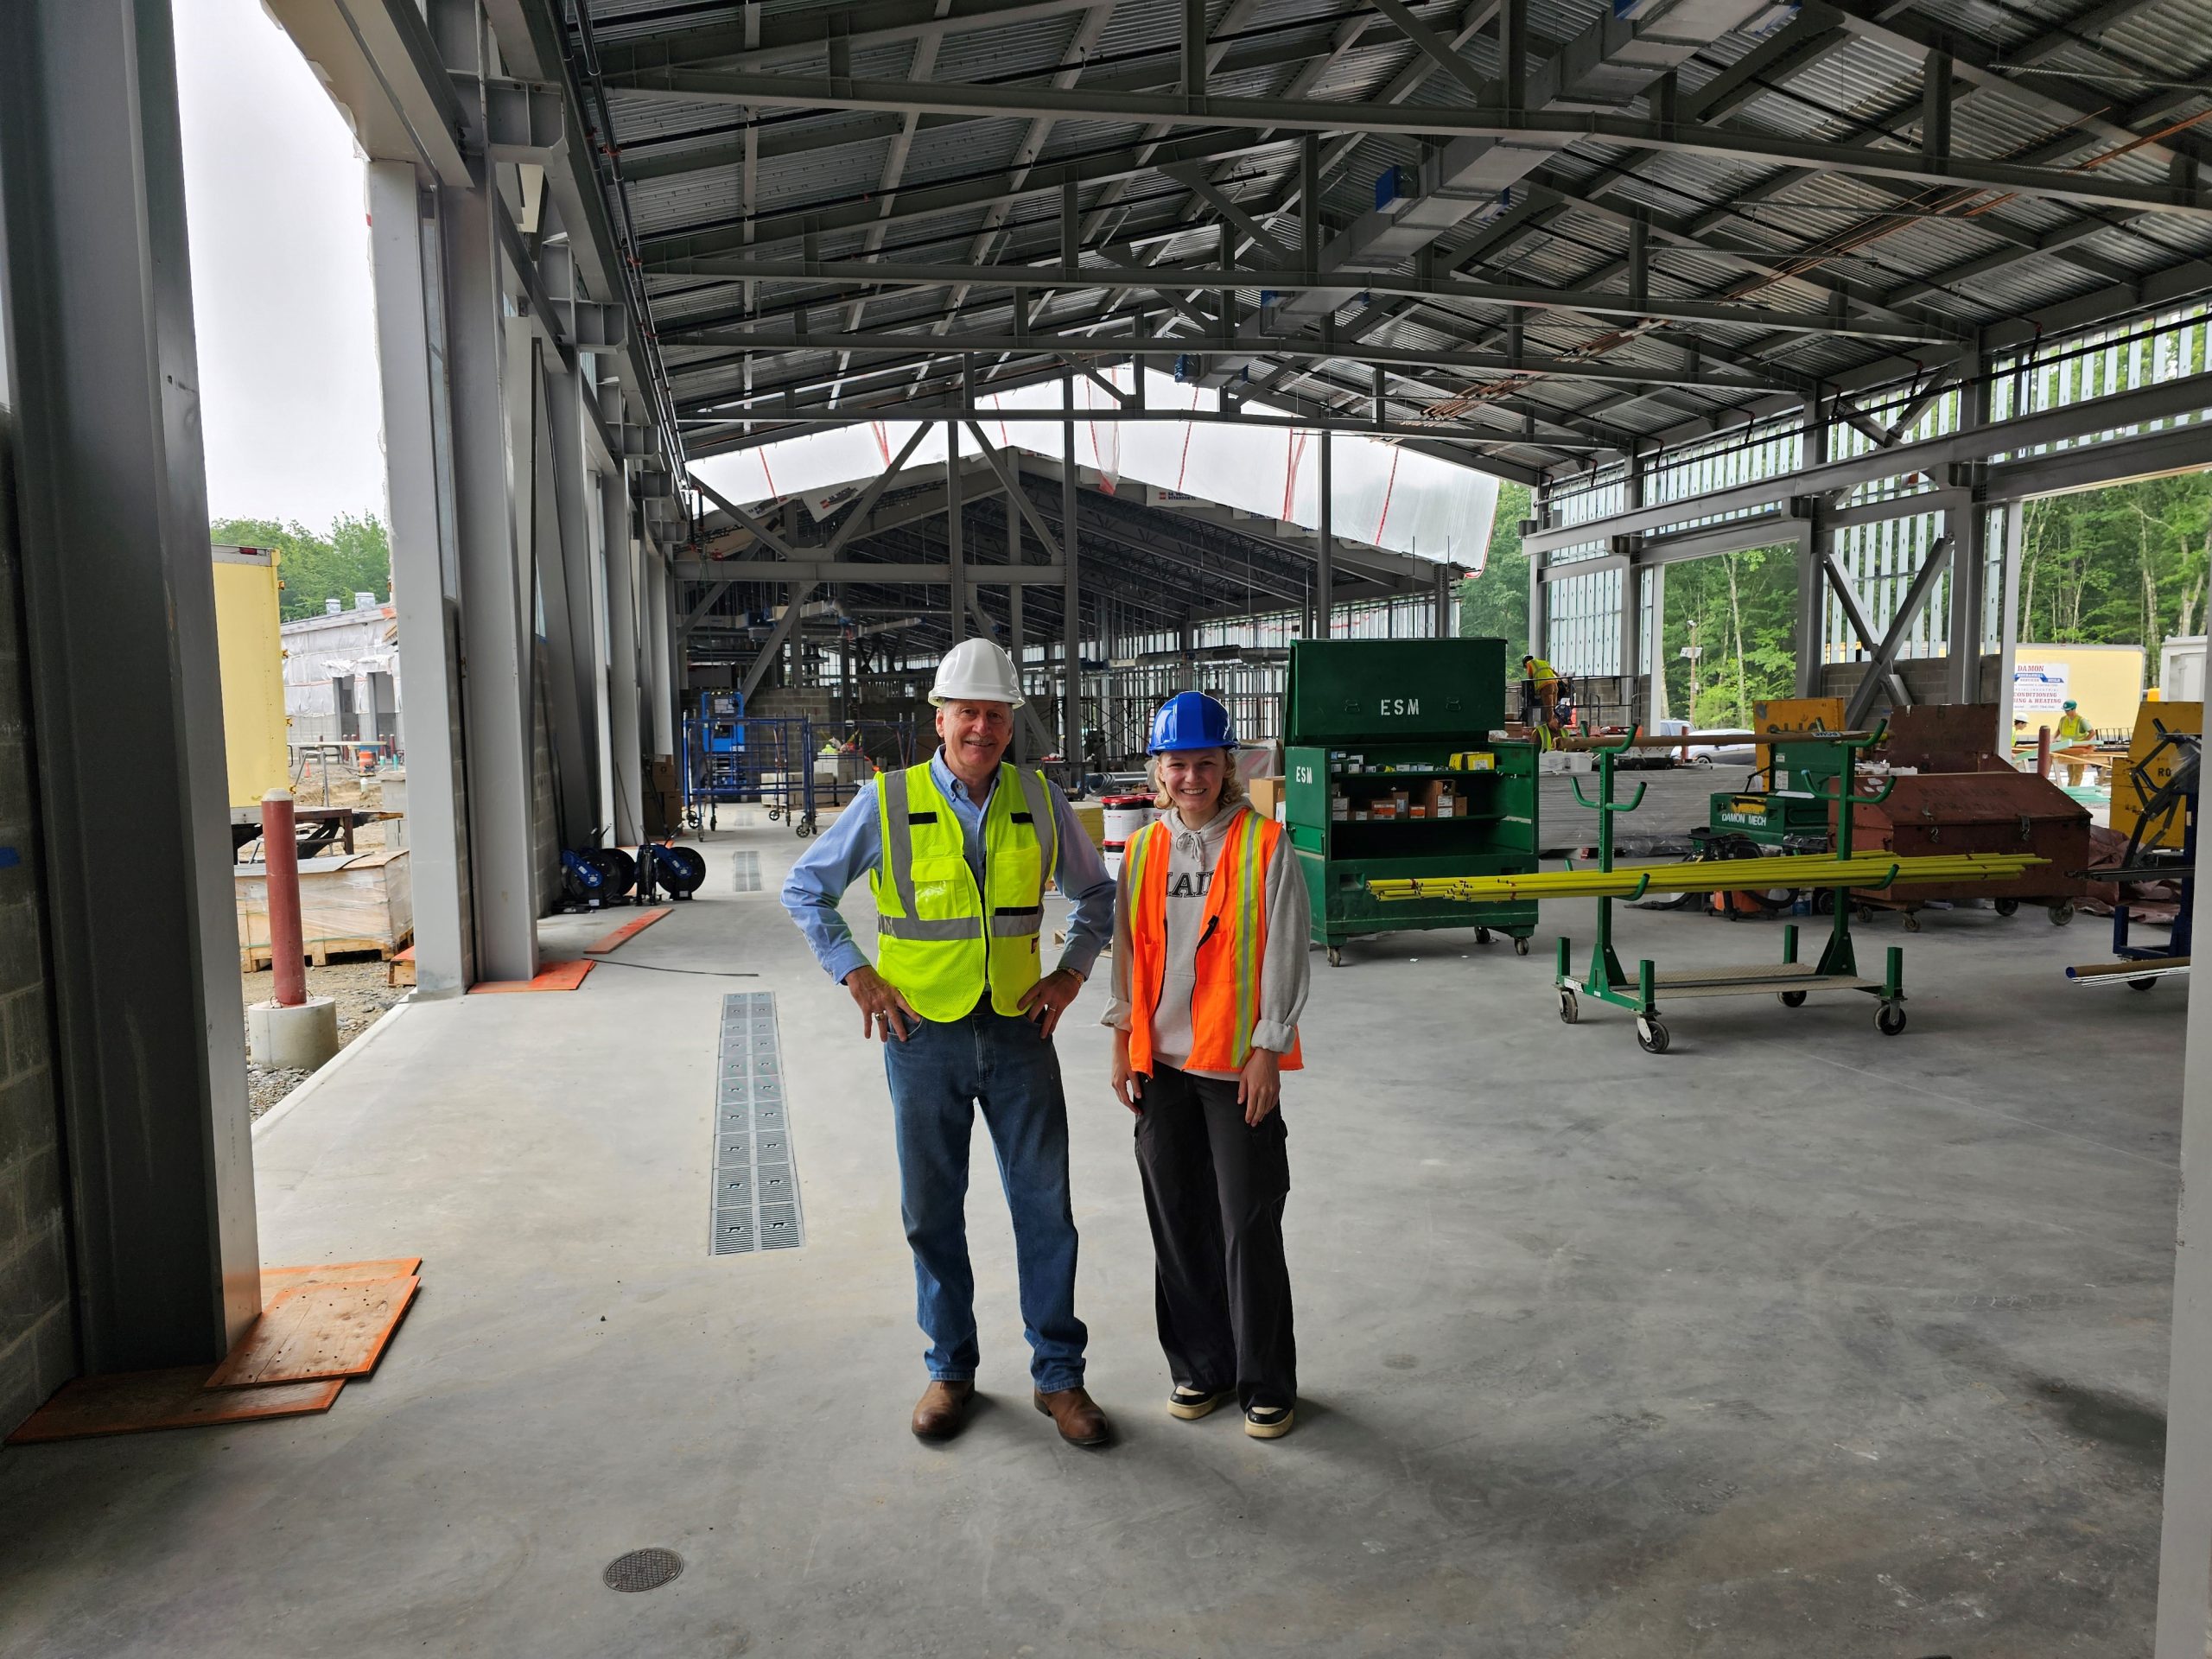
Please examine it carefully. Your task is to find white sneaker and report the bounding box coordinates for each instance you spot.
[1167,1385,1227,1421]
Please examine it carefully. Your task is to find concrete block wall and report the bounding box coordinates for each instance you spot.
[0,416,73,1433]
[748,687,837,723]
[1817,654,2005,718]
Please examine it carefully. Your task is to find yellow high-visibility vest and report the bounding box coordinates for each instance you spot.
[869,762,1060,1021]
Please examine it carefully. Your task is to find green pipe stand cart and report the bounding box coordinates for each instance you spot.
[1555,726,1909,1052]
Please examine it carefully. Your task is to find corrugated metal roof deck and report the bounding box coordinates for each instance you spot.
[569,0,2212,482]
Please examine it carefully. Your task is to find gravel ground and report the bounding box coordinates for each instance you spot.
[240,957,406,1117]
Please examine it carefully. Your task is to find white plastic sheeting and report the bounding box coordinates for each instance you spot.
[691,369,1501,573]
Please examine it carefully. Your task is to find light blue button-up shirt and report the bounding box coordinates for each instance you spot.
[780,749,1116,987]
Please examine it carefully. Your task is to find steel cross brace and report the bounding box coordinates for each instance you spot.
[1840,533,1955,729]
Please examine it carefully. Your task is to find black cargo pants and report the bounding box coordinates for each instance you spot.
[1133,1060,1296,1411]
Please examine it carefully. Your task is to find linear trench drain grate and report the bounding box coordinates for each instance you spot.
[604,1548,683,1593]
[731,850,762,893]
[711,991,804,1255]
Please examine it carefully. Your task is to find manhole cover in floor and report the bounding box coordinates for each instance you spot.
[604,1547,684,1592]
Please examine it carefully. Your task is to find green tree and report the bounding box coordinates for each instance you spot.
[2018,474,2210,675]
[212,512,391,621]
[1657,546,1799,727]
[1457,480,1531,652]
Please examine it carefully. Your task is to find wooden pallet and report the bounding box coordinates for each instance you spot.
[242,936,411,972]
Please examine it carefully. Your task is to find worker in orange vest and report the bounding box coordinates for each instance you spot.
[1105,691,1310,1440]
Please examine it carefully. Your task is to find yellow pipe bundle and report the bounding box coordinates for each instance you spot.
[1368,851,2047,904]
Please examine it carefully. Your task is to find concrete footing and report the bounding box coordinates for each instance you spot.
[246,996,339,1071]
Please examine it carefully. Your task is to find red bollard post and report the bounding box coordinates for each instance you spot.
[262,789,307,1007]
[2036,725,2053,779]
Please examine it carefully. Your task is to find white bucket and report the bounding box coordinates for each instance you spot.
[1101,794,1154,844]
[1103,846,1124,880]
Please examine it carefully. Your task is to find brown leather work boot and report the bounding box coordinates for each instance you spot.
[912,1380,975,1441]
[1033,1386,1113,1448]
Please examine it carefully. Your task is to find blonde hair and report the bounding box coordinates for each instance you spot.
[1148,748,1247,812]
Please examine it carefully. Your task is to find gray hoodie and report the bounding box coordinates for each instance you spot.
[1102,802,1312,1078]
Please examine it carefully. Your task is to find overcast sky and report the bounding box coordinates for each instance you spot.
[176,0,385,531]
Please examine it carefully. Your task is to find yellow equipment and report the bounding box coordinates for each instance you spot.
[2111,700,2201,851]
[1368,851,2047,904]
[1749,696,1846,778]
[211,544,290,811]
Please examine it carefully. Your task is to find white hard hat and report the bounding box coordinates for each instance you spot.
[929,638,1024,707]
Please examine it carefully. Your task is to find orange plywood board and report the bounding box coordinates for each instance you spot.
[468,958,595,994]
[583,906,672,954]
[260,1258,422,1297]
[206,1276,421,1389]
[6,1368,343,1444]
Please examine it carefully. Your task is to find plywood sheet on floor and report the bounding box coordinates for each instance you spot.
[207,1277,420,1389]
[5,1370,343,1444]
[468,958,594,993]
[583,907,672,953]
[260,1258,422,1296]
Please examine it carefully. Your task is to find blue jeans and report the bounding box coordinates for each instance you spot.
[882,1000,1088,1392]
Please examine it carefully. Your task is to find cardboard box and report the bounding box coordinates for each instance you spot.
[236,849,412,969]
[645,789,686,838]
[1247,776,1284,819]
[650,755,680,795]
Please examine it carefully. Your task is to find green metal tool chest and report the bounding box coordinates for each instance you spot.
[1281,639,1540,964]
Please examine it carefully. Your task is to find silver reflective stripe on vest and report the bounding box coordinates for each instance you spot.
[880,767,921,921]
[879,767,982,940]
[1013,766,1057,880]
[994,766,1054,939]
[879,915,983,939]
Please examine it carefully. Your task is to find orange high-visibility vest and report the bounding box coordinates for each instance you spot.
[1124,805,1305,1076]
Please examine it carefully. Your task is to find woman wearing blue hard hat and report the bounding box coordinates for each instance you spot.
[1103,690,1312,1438]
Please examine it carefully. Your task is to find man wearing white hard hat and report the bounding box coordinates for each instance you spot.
[782,638,1118,1448]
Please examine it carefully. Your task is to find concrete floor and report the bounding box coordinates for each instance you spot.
[0,816,2183,1657]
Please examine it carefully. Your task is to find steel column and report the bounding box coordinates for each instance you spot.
[2157,772,2212,1656]
[1789,519,1823,698]
[587,472,617,846]
[0,0,260,1367]
[1317,426,1334,642]
[945,420,967,644]
[1529,484,1552,661]
[1945,501,1988,704]
[601,463,645,843]
[445,64,538,982]
[531,343,603,849]
[1620,453,1645,701]
[1008,446,1027,760]
[1062,375,1082,764]
[1796,401,1832,697]
[366,160,475,995]
[1993,499,2024,751]
[654,545,680,752]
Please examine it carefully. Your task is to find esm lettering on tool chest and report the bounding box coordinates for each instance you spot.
[1379,697,1421,716]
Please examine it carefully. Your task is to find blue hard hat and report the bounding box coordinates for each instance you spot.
[1148,691,1236,753]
